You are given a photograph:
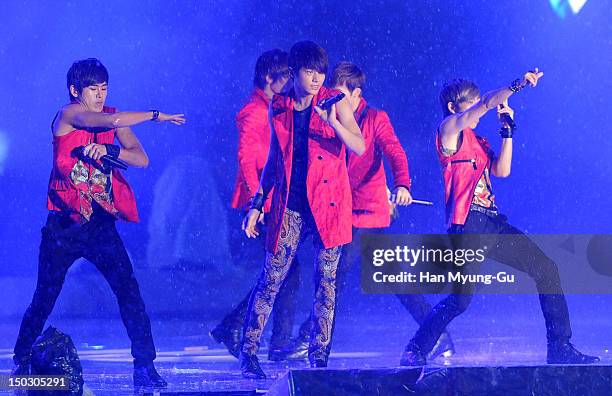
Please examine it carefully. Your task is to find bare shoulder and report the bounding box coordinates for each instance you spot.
[438,114,454,134]
[52,103,81,136]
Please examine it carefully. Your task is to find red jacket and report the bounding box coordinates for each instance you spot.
[47,106,139,223]
[436,127,494,227]
[230,88,272,212]
[264,86,353,253]
[348,99,411,228]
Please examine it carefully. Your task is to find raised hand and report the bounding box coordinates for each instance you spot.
[522,68,544,88]
[313,103,339,128]
[497,99,515,127]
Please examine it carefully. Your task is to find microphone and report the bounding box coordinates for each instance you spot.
[101,155,128,170]
[390,194,434,206]
[72,146,128,170]
[317,92,345,110]
[500,113,516,130]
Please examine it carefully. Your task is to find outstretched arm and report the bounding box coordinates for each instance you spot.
[440,69,543,151]
[55,104,185,134]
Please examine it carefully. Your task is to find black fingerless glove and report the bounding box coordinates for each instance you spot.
[499,126,513,139]
[250,193,266,212]
[104,144,121,158]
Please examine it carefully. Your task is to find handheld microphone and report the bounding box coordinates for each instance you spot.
[101,155,128,170]
[317,92,345,110]
[390,194,434,206]
[72,146,128,170]
[500,113,516,130]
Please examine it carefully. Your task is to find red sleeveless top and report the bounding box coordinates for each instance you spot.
[436,127,494,227]
[47,106,139,223]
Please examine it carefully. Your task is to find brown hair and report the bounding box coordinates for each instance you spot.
[329,61,365,92]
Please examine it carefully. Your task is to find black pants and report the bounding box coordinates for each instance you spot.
[410,211,572,354]
[14,210,157,367]
[296,227,435,340]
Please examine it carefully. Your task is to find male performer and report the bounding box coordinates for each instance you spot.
[12,58,185,388]
[281,61,454,361]
[211,49,301,361]
[240,41,365,378]
[400,70,599,366]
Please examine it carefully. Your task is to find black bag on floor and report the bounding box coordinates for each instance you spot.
[29,326,84,395]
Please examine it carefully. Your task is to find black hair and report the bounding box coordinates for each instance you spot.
[66,58,109,101]
[288,41,328,76]
[253,49,289,89]
[439,79,480,116]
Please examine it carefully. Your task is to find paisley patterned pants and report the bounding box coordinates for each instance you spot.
[241,208,342,361]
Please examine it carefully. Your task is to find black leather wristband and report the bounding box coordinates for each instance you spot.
[500,126,513,139]
[250,193,266,212]
[104,144,121,158]
[150,110,160,121]
[509,78,526,93]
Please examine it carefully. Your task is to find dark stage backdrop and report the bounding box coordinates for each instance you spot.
[0,1,610,323]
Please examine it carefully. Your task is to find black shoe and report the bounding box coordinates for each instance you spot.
[133,363,168,388]
[11,357,30,376]
[210,322,241,358]
[547,341,600,364]
[400,343,426,367]
[283,336,309,361]
[268,347,288,362]
[427,331,455,360]
[239,353,266,379]
[309,358,327,368]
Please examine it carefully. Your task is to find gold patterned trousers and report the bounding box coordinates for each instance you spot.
[240,208,342,362]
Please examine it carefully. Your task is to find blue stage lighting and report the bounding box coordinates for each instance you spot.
[0,131,8,174]
[550,0,588,19]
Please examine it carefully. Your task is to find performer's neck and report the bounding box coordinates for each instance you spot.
[293,89,313,111]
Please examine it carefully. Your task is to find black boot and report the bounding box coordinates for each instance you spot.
[210,322,241,358]
[400,343,426,367]
[281,335,309,361]
[309,355,328,368]
[11,356,30,376]
[133,362,167,388]
[547,341,600,364]
[239,352,266,379]
[426,331,455,360]
[268,346,289,362]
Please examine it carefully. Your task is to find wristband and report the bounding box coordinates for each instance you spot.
[509,78,526,93]
[104,144,121,158]
[500,126,513,139]
[250,193,266,212]
[150,110,160,121]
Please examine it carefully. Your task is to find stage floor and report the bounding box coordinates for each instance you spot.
[2,292,611,395]
[0,316,609,395]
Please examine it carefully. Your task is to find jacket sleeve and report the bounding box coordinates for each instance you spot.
[236,104,268,197]
[258,103,280,200]
[374,111,411,190]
